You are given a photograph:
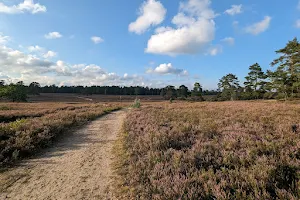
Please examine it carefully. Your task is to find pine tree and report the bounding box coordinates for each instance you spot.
[178,85,188,98]
[244,63,267,99]
[192,82,203,96]
[270,37,300,99]
[218,74,240,100]
[191,82,204,101]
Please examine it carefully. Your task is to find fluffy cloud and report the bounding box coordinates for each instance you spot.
[0,0,46,14]
[245,16,271,35]
[0,45,54,76]
[28,45,44,52]
[129,0,166,34]
[224,5,242,16]
[0,33,9,44]
[221,37,235,45]
[145,0,216,56]
[0,33,192,87]
[45,32,63,39]
[27,45,57,59]
[59,65,147,87]
[43,51,57,58]
[146,63,188,76]
[91,36,104,44]
[207,46,222,56]
[0,41,147,86]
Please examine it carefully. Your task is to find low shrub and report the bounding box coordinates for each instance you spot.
[0,103,121,166]
[115,101,300,199]
[131,98,141,108]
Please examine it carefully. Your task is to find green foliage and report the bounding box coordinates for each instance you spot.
[189,82,204,101]
[218,73,240,100]
[270,37,300,99]
[178,85,188,98]
[161,85,177,100]
[132,98,141,108]
[244,63,267,99]
[0,84,27,102]
[0,106,10,110]
[191,82,202,96]
[28,82,41,95]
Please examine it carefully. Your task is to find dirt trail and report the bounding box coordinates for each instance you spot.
[0,110,126,200]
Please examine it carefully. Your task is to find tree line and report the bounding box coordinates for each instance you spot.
[0,80,217,102]
[216,37,300,101]
[0,37,299,102]
[0,83,163,102]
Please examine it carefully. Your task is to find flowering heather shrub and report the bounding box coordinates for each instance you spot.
[116,102,300,199]
[0,103,121,166]
[0,103,93,123]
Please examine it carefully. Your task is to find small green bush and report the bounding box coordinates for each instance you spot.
[131,98,141,108]
[0,106,11,110]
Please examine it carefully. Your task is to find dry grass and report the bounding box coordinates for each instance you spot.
[0,102,122,166]
[115,101,300,199]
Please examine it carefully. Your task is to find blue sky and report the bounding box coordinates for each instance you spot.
[0,0,299,89]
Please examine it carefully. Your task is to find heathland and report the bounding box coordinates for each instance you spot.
[0,101,122,166]
[115,101,300,199]
[0,95,299,199]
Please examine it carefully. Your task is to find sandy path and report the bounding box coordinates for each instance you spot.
[0,110,126,200]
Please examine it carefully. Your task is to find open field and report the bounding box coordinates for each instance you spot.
[0,102,122,166]
[0,102,95,123]
[1,100,300,199]
[116,101,300,199]
[28,93,164,103]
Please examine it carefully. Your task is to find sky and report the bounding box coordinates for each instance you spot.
[0,0,299,89]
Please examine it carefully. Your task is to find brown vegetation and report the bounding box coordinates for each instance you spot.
[0,103,93,122]
[115,101,300,199]
[0,102,122,166]
[28,93,164,103]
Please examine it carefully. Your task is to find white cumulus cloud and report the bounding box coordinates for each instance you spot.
[224,5,242,16]
[146,63,188,76]
[91,36,104,44]
[145,0,216,56]
[27,45,57,59]
[129,0,166,34]
[0,45,54,76]
[45,32,63,39]
[0,39,148,86]
[28,45,44,52]
[43,51,57,58]
[245,16,272,35]
[0,33,9,44]
[207,46,222,56]
[0,0,46,14]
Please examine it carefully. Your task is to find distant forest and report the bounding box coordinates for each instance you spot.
[0,37,299,102]
[0,80,218,102]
